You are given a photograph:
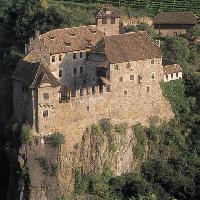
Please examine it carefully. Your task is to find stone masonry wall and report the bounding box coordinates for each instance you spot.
[97,18,120,36]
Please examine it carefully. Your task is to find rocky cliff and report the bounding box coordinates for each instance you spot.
[16,118,172,200]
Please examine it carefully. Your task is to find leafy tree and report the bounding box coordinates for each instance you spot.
[45,132,65,148]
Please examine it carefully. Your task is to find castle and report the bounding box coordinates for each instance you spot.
[12,4,175,147]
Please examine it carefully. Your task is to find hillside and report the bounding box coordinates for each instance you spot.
[61,0,200,17]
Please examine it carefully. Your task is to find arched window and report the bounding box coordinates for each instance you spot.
[115,65,119,70]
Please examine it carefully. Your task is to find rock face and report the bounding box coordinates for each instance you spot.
[18,125,143,200]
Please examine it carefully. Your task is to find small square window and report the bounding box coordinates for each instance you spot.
[127,63,131,69]
[151,59,154,64]
[111,18,115,24]
[119,77,123,82]
[59,55,62,61]
[102,18,107,24]
[124,90,127,95]
[73,53,76,59]
[43,93,49,100]
[43,110,48,118]
[147,87,150,92]
[52,56,55,62]
[130,75,134,80]
[80,52,83,58]
[80,67,83,74]
[73,68,77,74]
[59,69,62,77]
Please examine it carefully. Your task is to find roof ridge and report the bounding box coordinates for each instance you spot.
[40,25,97,37]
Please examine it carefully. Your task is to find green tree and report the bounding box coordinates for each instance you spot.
[45,132,65,148]
[20,122,32,144]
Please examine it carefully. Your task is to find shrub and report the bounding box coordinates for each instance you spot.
[38,157,57,176]
[132,123,147,160]
[133,143,146,160]
[74,168,89,194]
[99,118,113,134]
[20,123,32,144]
[46,132,65,148]
[114,122,128,134]
[91,124,101,135]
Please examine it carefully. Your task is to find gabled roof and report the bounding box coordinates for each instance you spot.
[31,63,60,88]
[92,31,162,64]
[154,12,198,25]
[34,25,104,55]
[96,3,120,19]
[163,64,182,75]
[12,50,60,88]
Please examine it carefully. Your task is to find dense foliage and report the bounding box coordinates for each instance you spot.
[45,132,65,148]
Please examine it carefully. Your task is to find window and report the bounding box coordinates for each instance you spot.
[115,65,119,70]
[151,73,155,80]
[43,93,49,100]
[124,90,127,95]
[127,63,131,69]
[59,69,62,77]
[74,79,77,87]
[151,59,154,64]
[138,75,142,83]
[166,74,168,80]
[111,18,115,24]
[171,74,173,78]
[102,18,107,24]
[107,86,111,92]
[43,110,48,118]
[80,52,83,58]
[59,55,62,61]
[73,68,77,74]
[83,80,86,85]
[147,87,150,93]
[87,106,89,111]
[119,77,123,82]
[52,56,55,62]
[92,87,95,95]
[80,67,83,74]
[73,53,76,59]
[176,73,179,78]
[130,75,134,80]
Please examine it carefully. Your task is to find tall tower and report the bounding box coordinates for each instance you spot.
[96,3,120,36]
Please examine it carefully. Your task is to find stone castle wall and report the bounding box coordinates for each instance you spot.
[36,57,174,151]
[97,18,120,36]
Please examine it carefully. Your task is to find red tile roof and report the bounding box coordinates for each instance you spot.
[96,3,120,19]
[154,12,198,25]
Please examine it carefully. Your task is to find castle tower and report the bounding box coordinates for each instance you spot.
[96,3,120,36]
